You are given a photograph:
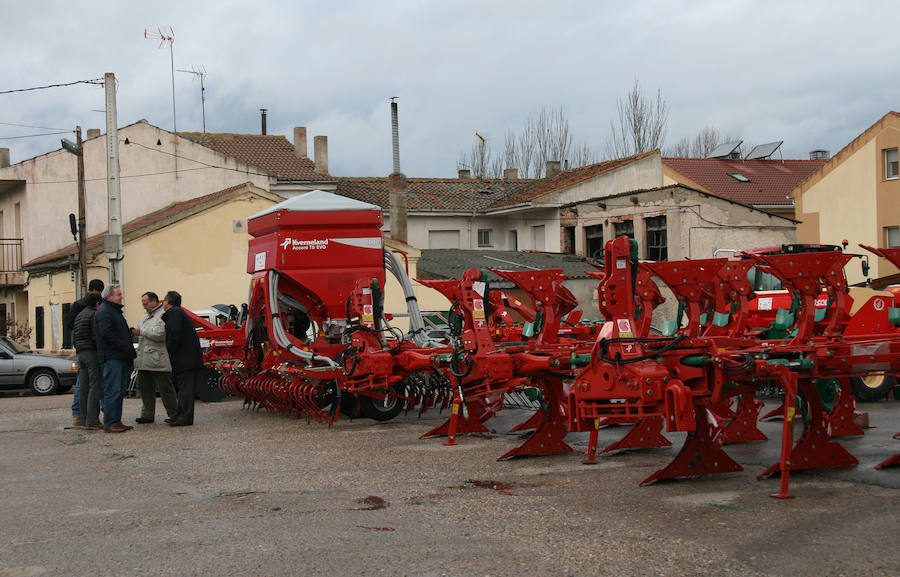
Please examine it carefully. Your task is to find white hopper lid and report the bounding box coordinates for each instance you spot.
[249,189,381,221]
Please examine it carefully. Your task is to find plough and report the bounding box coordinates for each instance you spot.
[199,191,900,497]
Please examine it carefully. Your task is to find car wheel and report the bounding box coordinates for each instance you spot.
[28,369,60,396]
[850,373,895,402]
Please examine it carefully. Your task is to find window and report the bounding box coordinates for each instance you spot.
[886,148,899,180]
[613,219,634,240]
[586,224,604,261]
[887,226,900,249]
[644,215,667,261]
[477,229,492,247]
[35,306,44,349]
[508,230,518,251]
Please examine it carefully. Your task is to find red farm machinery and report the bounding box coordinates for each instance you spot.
[200,190,900,497]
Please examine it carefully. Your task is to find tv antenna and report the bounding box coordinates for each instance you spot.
[144,27,177,135]
[178,65,207,132]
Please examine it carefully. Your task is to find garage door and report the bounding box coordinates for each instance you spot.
[428,230,460,249]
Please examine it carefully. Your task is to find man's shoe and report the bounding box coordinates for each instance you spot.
[121,424,134,431]
[72,416,82,427]
[164,417,178,424]
[168,420,190,427]
[83,423,103,430]
[135,417,154,424]
[104,424,128,433]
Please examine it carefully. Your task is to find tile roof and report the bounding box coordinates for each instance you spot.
[180,133,325,180]
[25,182,268,268]
[662,157,826,206]
[487,151,659,209]
[335,177,532,212]
[417,249,594,284]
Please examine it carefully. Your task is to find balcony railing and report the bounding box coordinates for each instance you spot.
[0,238,23,273]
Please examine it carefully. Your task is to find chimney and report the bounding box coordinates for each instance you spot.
[260,108,268,135]
[503,168,518,179]
[388,98,407,244]
[314,135,328,174]
[293,127,308,158]
[458,169,471,179]
[546,160,561,178]
[809,149,830,160]
[86,129,101,139]
[0,148,9,168]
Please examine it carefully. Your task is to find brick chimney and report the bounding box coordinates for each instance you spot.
[293,127,308,158]
[86,129,101,139]
[546,160,561,178]
[314,135,328,174]
[458,169,471,179]
[503,168,518,179]
[0,148,9,168]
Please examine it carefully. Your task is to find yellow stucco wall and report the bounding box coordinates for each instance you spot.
[120,191,277,326]
[796,139,878,284]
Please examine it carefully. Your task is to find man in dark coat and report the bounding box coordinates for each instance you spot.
[162,290,204,426]
[67,278,104,427]
[93,285,136,433]
[73,293,103,429]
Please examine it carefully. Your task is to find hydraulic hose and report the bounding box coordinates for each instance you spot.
[266,270,338,368]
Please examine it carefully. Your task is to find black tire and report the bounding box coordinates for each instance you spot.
[358,392,404,422]
[851,374,895,402]
[28,369,59,396]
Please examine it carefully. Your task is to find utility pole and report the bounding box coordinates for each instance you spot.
[75,127,86,296]
[61,127,87,297]
[104,72,124,288]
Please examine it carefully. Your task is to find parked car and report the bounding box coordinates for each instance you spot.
[0,336,79,396]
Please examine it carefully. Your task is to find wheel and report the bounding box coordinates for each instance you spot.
[358,391,404,422]
[851,373,895,402]
[28,369,59,396]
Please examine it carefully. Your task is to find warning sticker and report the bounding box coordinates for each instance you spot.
[616,318,634,338]
[758,297,773,311]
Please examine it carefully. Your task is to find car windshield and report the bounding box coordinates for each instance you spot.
[0,336,28,354]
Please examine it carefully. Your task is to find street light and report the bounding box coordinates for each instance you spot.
[61,127,87,298]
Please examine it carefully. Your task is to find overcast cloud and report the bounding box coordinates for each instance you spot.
[2,1,897,177]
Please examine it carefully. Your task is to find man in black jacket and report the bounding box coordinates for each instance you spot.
[93,285,136,433]
[73,293,103,429]
[67,278,104,427]
[162,291,204,426]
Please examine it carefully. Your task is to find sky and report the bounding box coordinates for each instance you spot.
[1,0,897,178]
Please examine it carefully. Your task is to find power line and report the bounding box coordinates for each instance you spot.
[0,78,105,95]
[0,122,70,131]
[0,131,71,141]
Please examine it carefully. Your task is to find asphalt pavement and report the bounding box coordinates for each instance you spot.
[0,393,897,577]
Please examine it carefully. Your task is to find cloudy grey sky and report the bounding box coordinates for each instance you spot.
[2,1,896,177]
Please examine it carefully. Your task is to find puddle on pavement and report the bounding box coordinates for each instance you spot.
[464,479,516,495]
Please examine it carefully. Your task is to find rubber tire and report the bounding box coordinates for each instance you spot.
[28,369,59,396]
[850,374,895,402]
[358,393,404,422]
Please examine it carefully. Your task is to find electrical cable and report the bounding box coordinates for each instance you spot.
[0,78,104,95]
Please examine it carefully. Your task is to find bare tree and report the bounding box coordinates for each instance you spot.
[665,126,743,158]
[605,79,669,158]
[457,106,595,179]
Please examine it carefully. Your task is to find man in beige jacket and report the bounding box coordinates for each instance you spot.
[132,291,178,424]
